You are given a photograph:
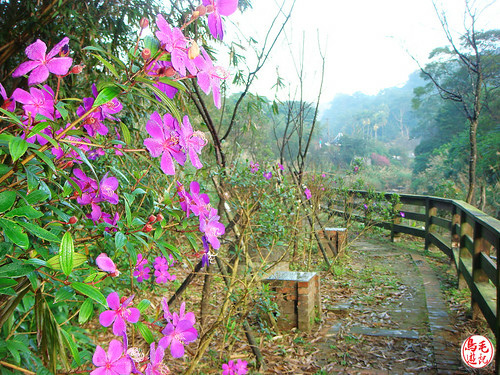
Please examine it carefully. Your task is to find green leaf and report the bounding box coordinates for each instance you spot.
[93,85,122,108]
[4,205,43,219]
[0,107,23,125]
[0,278,17,288]
[55,101,69,120]
[83,272,106,283]
[144,35,159,55]
[0,190,16,213]
[124,198,132,227]
[54,286,75,303]
[17,221,60,243]
[60,328,82,366]
[26,190,49,204]
[0,218,29,248]
[0,261,35,278]
[119,122,131,145]
[115,231,126,250]
[59,232,74,276]
[8,137,28,162]
[136,299,151,313]
[91,53,120,78]
[27,121,51,140]
[78,298,94,324]
[71,282,106,306]
[33,150,56,172]
[47,253,87,270]
[135,321,154,344]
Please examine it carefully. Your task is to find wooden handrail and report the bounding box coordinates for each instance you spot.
[324,190,500,365]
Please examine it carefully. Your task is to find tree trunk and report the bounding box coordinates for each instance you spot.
[466,118,478,204]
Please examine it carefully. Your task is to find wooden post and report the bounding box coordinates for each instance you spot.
[391,202,402,242]
[425,199,437,251]
[472,222,489,320]
[459,211,473,290]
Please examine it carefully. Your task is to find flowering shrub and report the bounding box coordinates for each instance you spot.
[0,2,239,373]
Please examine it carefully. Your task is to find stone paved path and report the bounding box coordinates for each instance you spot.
[315,236,475,374]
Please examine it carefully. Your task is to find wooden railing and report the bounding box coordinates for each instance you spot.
[326,191,499,354]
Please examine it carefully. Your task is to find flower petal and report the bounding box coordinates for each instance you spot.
[99,310,116,327]
[107,339,124,362]
[144,138,163,158]
[92,345,107,366]
[170,339,185,358]
[28,65,50,86]
[112,316,127,335]
[126,307,140,323]
[25,39,47,61]
[46,37,69,59]
[12,60,40,78]
[11,88,31,104]
[46,57,73,75]
[112,356,133,374]
[145,112,164,139]
[106,292,120,310]
[217,0,238,16]
[96,253,117,273]
[160,151,175,175]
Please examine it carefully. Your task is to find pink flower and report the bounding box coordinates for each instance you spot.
[96,173,119,205]
[99,292,140,335]
[159,302,198,358]
[145,343,170,375]
[143,112,186,175]
[153,256,176,283]
[12,85,55,120]
[194,47,228,108]
[278,163,284,171]
[12,37,73,86]
[155,14,196,77]
[0,83,15,112]
[91,339,133,375]
[249,162,259,173]
[96,253,119,277]
[91,84,122,121]
[304,188,312,200]
[178,116,207,169]
[199,207,225,250]
[77,97,107,137]
[202,0,239,40]
[400,211,405,218]
[263,171,272,180]
[222,359,248,375]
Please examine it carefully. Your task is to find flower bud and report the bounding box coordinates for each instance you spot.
[70,65,84,74]
[206,4,214,13]
[192,10,200,19]
[165,67,176,77]
[196,5,207,16]
[140,17,149,29]
[143,223,153,233]
[148,214,156,223]
[156,213,164,222]
[68,216,78,224]
[188,41,200,60]
[141,48,151,60]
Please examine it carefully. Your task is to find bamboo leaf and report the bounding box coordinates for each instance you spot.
[60,328,82,366]
[91,53,120,78]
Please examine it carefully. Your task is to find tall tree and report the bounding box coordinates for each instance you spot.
[414,0,499,204]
